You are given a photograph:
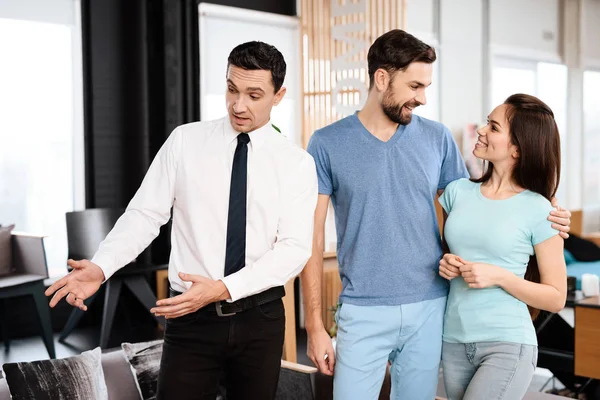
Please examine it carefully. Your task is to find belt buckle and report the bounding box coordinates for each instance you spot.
[215,301,236,317]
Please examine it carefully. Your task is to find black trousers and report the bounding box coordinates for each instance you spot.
[156,298,285,400]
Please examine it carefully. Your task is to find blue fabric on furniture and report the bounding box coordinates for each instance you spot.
[567,260,600,290]
[564,249,576,265]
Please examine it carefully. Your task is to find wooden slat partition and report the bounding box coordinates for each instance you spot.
[323,257,343,333]
[570,209,583,236]
[282,279,298,362]
[301,0,406,147]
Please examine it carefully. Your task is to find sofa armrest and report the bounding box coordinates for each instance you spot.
[281,360,318,374]
[12,233,48,278]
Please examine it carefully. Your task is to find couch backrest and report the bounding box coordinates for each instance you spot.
[100,349,140,400]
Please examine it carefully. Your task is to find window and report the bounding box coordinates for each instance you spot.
[0,3,84,278]
[583,70,600,206]
[491,57,568,202]
[491,61,536,107]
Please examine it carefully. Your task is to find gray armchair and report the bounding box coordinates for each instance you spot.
[0,232,56,359]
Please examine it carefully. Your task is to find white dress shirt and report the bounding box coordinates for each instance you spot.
[91,117,318,302]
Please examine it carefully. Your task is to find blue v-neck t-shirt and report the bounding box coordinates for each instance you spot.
[307,113,468,306]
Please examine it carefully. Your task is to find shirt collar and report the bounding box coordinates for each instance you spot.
[223,117,273,150]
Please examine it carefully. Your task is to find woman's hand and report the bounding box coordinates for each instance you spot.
[439,253,465,280]
[549,199,571,239]
[459,262,510,289]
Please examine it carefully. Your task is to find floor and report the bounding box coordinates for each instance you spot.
[0,327,105,366]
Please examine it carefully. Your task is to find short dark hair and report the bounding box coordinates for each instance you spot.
[367,29,436,88]
[227,41,286,92]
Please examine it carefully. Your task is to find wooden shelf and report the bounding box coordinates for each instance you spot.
[577,296,600,308]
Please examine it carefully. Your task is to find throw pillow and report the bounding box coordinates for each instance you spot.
[122,339,163,400]
[121,340,227,400]
[0,224,15,276]
[2,347,108,400]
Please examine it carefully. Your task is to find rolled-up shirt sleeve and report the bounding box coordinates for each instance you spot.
[91,127,182,281]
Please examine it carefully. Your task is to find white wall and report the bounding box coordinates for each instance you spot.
[490,0,561,62]
[405,0,435,38]
[583,0,600,67]
[439,0,485,134]
[431,0,567,133]
[582,0,600,230]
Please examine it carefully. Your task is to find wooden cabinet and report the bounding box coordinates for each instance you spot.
[575,296,600,380]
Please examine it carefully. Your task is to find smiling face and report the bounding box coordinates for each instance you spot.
[225,65,286,133]
[378,62,432,125]
[474,103,520,168]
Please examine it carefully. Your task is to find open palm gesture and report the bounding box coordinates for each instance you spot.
[45,259,105,311]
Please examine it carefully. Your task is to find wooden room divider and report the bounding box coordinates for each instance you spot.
[300,0,407,147]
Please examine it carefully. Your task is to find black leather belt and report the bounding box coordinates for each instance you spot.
[169,285,285,317]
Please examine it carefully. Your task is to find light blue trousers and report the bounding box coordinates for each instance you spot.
[442,341,538,400]
[333,296,446,400]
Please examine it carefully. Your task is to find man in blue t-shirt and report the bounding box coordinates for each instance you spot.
[300,29,572,399]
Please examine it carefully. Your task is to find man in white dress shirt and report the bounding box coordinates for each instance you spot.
[45,41,318,400]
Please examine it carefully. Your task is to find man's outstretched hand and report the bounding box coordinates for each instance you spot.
[45,259,105,311]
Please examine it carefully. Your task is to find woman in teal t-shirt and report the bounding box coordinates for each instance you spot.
[438,94,567,400]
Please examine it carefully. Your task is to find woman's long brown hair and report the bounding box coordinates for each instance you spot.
[472,94,561,320]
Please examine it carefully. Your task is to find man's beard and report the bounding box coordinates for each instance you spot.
[382,89,420,125]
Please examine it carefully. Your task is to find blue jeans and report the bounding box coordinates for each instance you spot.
[442,342,538,400]
[333,296,446,400]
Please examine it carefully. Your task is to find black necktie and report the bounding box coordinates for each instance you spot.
[224,133,250,276]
